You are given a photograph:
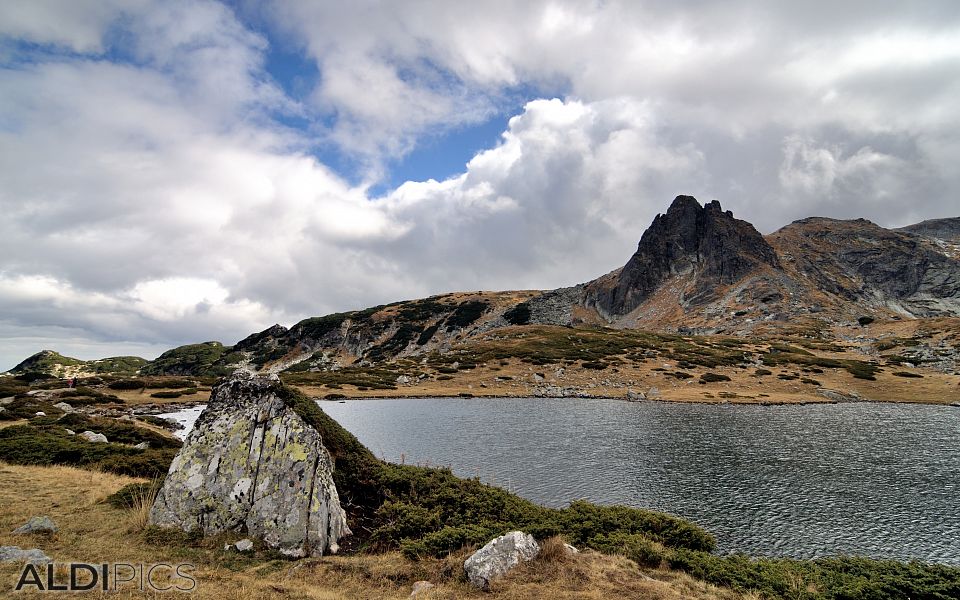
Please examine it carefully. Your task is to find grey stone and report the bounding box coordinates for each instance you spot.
[463,531,540,590]
[0,546,52,564]
[410,580,435,597]
[53,402,74,413]
[64,429,75,435]
[134,441,150,450]
[396,375,411,384]
[149,372,349,558]
[34,411,46,417]
[564,543,579,555]
[79,431,108,443]
[625,389,645,402]
[234,538,254,552]
[13,516,58,535]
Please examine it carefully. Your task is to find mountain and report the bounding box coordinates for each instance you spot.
[8,195,959,381]
[7,350,146,378]
[582,196,781,318]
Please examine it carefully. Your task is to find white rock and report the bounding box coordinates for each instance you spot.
[410,580,435,597]
[34,411,46,417]
[234,538,254,552]
[64,429,75,436]
[134,441,150,450]
[463,531,540,590]
[564,543,579,555]
[53,402,74,413]
[12,516,58,534]
[0,546,51,564]
[79,431,108,443]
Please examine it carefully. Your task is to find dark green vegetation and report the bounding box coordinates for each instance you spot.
[277,383,713,559]
[0,414,179,478]
[762,344,882,381]
[607,534,960,600]
[8,350,146,377]
[140,342,241,377]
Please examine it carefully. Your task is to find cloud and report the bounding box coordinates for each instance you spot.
[2,0,960,369]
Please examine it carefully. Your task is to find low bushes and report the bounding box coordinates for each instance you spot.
[0,424,177,478]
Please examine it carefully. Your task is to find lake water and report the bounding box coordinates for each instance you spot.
[161,398,960,564]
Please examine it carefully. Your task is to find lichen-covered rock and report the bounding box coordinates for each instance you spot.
[464,531,540,590]
[149,372,349,557]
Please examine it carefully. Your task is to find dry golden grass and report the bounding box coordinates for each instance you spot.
[0,462,746,599]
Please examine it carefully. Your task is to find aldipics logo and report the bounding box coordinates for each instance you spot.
[14,562,196,593]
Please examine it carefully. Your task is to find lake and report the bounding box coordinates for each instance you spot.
[160,397,960,564]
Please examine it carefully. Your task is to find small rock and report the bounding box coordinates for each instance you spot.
[64,429,75,436]
[79,431,108,443]
[234,538,254,552]
[647,387,661,400]
[0,546,52,564]
[13,516,58,535]
[625,390,645,402]
[396,375,411,385]
[34,411,46,417]
[564,543,579,555]
[133,441,150,450]
[464,531,540,590]
[53,402,74,413]
[0,396,14,405]
[410,580,435,597]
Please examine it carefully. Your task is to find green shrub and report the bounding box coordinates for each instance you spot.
[0,424,177,478]
[582,361,608,370]
[108,379,146,390]
[106,481,163,509]
[503,302,532,326]
[893,371,923,378]
[700,373,731,383]
[150,391,183,399]
[670,371,693,379]
[400,524,495,559]
[755,368,772,376]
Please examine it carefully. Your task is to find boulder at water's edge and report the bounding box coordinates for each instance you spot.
[149,371,349,557]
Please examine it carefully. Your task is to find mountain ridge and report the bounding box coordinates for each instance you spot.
[5,195,959,379]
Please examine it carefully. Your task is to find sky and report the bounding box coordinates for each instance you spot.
[1,1,959,370]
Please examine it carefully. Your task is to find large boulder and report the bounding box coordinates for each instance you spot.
[463,531,540,590]
[149,372,349,557]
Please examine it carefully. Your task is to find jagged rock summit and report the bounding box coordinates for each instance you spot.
[583,195,781,317]
[149,371,349,557]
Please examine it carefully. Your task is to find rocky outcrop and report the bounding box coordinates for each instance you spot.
[583,196,781,318]
[769,217,960,317]
[463,531,540,590]
[149,372,349,557]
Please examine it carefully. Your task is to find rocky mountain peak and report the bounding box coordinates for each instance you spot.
[583,195,781,317]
